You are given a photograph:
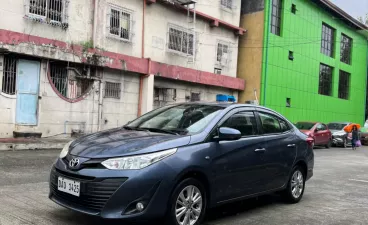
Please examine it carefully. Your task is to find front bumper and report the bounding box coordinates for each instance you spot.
[332,136,351,146]
[49,156,177,220]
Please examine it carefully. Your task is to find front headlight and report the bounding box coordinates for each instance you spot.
[59,141,73,159]
[101,148,177,170]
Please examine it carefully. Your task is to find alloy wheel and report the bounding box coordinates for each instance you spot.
[291,170,304,199]
[175,185,203,225]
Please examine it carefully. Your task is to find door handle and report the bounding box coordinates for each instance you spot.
[287,144,296,147]
[254,148,266,153]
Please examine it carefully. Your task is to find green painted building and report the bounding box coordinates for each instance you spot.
[238,0,368,124]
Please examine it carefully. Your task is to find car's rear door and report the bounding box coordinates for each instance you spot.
[210,108,268,202]
[255,109,298,191]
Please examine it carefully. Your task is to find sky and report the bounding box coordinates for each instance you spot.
[330,0,368,19]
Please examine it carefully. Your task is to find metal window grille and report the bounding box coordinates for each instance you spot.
[214,68,222,74]
[190,93,200,102]
[217,42,229,65]
[168,26,194,56]
[221,0,232,9]
[271,0,282,35]
[26,0,69,25]
[340,34,352,65]
[50,62,93,99]
[154,87,177,108]
[104,82,121,99]
[107,6,133,42]
[321,23,335,57]
[338,70,350,100]
[1,56,17,95]
[318,64,333,96]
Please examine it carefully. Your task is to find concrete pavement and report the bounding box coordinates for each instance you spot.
[0,147,368,225]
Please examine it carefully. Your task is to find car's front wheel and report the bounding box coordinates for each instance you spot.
[282,166,305,203]
[166,178,206,225]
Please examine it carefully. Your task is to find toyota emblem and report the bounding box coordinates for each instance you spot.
[69,158,80,168]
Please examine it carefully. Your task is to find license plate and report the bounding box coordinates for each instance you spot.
[57,177,80,197]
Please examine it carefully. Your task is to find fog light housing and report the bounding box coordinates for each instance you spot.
[136,202,145,211]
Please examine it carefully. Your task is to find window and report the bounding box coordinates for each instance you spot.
[49,62,94,100]
[1,55,17,95]
[286,98,291,107]
[108,6,133,42]
[340,34,352,64]
[27,0,68,25]
[279,118,291,132]
[104,82,121,99]
[288,51,294,61]
[321,23,335,57]
[221,0,232,9]
[214,68,222,74]
[221,112,258,136]
[338,70,350,100]
[190,93,200,102]
[168,25,194,55]
[318,64,333,96]
[216,42,229,66]
[259,113,282,134]
[271,0,282,35]
[291,4,296,14]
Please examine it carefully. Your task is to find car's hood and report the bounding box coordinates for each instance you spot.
[69,128,191,158]
[330,129,343,135]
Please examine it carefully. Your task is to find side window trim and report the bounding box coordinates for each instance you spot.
[204,108,240,142]
[255,109,292,135]
[232,110,261,138]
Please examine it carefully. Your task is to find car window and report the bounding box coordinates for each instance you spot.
[327,123,348,130]
[316,124,323,131]
[279,119,291,132]
[221,111,258,136]
[258,113,282,134]
[322,124,328,130]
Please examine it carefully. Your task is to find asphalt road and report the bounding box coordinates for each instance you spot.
[0,147,368,225]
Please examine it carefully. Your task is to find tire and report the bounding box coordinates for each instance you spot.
[325,139,332,149]
[281,166,306,204]
[166,178,207,225]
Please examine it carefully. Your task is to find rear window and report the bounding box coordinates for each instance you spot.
[295,122,315,130]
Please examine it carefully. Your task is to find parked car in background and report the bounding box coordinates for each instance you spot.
[295,122,332,148]
[49,103,314,225]
[359,128,368,146]
[327,122,352,148]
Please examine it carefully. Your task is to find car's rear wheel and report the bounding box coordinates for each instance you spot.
[166,178,206,225]
[325,139,332,148]
[282,166,305,203]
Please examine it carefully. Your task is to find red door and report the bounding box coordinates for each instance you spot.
[314,123,324,145]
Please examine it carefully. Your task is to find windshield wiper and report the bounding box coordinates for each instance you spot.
[123,126,147,131]
[139,127,180,135]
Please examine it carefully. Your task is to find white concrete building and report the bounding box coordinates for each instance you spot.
[0,0,245,138]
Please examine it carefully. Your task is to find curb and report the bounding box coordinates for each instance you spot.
[0,143,66,151]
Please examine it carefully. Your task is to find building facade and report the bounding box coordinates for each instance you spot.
[0,0,245,138]
[238,0,368,124]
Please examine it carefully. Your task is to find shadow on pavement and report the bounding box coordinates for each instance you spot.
[52,195,283,225]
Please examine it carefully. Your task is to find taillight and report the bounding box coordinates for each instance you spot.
[306,137,314,148]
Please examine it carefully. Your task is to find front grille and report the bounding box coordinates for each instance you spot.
[50,168,127,213]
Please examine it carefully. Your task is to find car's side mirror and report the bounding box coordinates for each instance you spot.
[314,128,319,133]
[217,127,241,141]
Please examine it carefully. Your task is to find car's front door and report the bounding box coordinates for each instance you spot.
[210,109,269,202]
[314,123,324,145]
[255,110,298,191]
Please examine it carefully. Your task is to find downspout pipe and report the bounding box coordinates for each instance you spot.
[137,0,147,117]
[262,0,271,106]
[93,0,103,131]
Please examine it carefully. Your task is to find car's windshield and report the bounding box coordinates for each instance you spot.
[126,104,224,135]
[295,122,315,130]
[327,123,347,130]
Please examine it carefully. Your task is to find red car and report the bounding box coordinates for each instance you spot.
[295,122,332,148]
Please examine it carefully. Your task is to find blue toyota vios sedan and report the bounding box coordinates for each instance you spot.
[49,102,314,225]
